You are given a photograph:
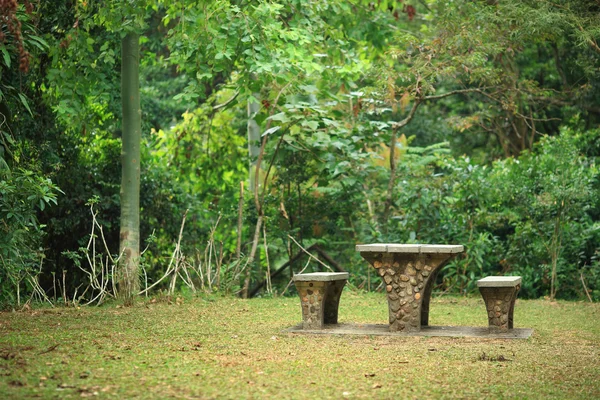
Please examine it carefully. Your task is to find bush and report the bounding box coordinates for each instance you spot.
[349,128,599,300]
[0,166,60,306]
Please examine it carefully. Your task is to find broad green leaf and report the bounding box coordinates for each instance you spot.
[18,94,33,116]
[0,45,10,68]
[301,120,319,130]
[267,112,289,123]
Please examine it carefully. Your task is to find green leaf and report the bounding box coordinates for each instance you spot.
[18,94,33,116]
[301,120,319,130]
[262,126,281,137]
[267,112,289,123]
[0,45,10,68]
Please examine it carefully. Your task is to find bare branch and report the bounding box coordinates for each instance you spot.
[391,88,488,129]
[423,87,489,101]
[287,235,334,272]
[212,90,240,111]
[390,98,421,129]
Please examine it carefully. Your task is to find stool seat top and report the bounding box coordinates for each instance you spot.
[356,243,464,254]
[292,272,349,282]
[477,276,522,287]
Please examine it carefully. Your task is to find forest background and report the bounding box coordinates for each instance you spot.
[1,0,600,308]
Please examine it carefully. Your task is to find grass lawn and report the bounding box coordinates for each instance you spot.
[1,291,599,399]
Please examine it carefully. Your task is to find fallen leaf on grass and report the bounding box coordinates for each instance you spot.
[78,386,102,397]
[57,382,76,389]
[79,389,99,398]
[372,383,382,389]
[1,351,16,360]
[364,373,376,377]
[38,344,60,355]
[478,352,512,362]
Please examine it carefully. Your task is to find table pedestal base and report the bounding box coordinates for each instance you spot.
[365,253,452,332]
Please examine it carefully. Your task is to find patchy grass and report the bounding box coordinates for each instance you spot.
[0,291,599,399]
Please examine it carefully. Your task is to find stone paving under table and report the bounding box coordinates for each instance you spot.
[285,323,533,339]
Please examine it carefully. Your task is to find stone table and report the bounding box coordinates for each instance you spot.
[356,244,464,332]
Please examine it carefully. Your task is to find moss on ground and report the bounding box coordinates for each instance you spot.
[0,291,599,399]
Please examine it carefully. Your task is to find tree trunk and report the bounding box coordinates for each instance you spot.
[119,32,141,306]
[241,91,261,297]
[383,127,398,229]
[549,213,562,301]
[248,93,261,193]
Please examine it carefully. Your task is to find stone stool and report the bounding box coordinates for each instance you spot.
[293,272,349,330]
[477,276,521,332]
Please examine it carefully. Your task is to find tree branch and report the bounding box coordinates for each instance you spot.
[253,81,293,213]
[579,25,600,55]
[423,87,489,101]
[390,98,421,129]
[212,90,239,111]
[391,88,489,129]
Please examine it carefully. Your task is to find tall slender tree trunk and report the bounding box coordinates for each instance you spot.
[119,32,141,305]
[247,93,261,192]
[383,127,398,230]
[241,92,261,298]
[549,212,562,301]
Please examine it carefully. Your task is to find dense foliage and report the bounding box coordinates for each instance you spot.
[1,0,599,307]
